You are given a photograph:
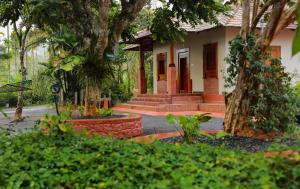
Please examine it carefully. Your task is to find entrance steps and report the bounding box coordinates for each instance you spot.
[115,94,225,113]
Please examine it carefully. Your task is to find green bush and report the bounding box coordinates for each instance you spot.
[1,131,300,188]
[0,92,17,107]
[166,113,212,144]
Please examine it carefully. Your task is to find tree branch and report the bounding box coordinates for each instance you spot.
[240,0,251,38]
[251,0,276,32]
[274,1,300,36]
[107,0,148,54]
[98,0,111,62]
[13,22,22,47]
[251,0,260,27]
[260,0,287,51]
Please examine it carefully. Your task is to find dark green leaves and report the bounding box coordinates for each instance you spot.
[151,0,227,42]
[0,132,300,188]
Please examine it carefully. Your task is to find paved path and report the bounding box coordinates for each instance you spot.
[0,105,224,135]
[142,115,223,135]
[0,105,55,134]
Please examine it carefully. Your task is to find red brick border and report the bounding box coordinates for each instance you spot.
[67,114,143,139]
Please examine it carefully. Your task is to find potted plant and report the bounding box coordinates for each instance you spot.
[294,82,300,125]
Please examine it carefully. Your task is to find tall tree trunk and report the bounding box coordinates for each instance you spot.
[13,23,31,121]
[224,0,251,135]
[84,82,97,116]
[15,48,27,120]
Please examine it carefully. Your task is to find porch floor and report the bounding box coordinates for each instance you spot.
[114,94,225,115]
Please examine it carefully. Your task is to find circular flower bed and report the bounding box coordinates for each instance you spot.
[67,114,143,139]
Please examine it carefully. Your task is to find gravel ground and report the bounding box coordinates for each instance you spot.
[161,135,297,153]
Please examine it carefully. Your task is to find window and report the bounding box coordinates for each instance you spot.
[203,43,218,78]
[157,53,167,81]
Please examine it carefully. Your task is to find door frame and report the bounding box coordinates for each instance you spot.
[176,48,191,93]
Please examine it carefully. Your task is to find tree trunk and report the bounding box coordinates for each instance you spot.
[15,48,27,120]
[224,64,250,135]
[84,82,97,116]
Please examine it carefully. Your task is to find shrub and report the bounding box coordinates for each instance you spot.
[0,131,300,188]
[166,113,212,143]
[0,93,17,107]
[96,108,113,117]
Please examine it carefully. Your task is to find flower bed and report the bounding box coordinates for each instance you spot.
[67,114,143,138]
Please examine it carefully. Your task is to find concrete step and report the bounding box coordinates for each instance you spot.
[171,95,203,103]
[156,104,200,112]
[115,104,158,112]
[199,103,225,113]
[127,101,168,106]
[136,94,171,98]
[132,97,172,103]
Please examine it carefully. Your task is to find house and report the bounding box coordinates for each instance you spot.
[116,5,299,113]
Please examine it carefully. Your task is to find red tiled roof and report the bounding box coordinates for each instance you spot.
[134,4,297,39]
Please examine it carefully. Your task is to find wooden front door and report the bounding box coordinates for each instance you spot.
[179,57,189,92]
[203,43,218,94]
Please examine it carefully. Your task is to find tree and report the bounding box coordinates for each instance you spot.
[224,0,300,135]
[0,1,46,120]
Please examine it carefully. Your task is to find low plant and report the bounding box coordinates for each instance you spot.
[166,113,211,143]
[96,108,113,117]
[0,108,8,120]
[77,105,85,116]
[38,111,72,136]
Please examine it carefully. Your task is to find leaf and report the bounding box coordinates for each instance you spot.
[166,114,176,124]
[58,124,67,133]
[0,109,8,119]
[60,55,83,71]
[215,132,230,139]
[292,8,300,56]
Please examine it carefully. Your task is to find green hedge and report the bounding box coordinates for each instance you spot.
[0,132,300,189]
[0,93,18,107]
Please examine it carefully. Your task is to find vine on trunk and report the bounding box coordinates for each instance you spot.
[225,35,298,133]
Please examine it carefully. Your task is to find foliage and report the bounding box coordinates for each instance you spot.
[292,6,300,56]
[38,111,72,136]
[293,82,300,114]
[225,35,298,132]
[166,113,212,143]
[77,105,85,117]
[0,93,17,107]
[96,108,113,117]
[151,0,227,42]
[1,131,300,188]
[0,108,8,119]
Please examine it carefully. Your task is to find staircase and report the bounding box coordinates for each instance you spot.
[115,94,225,113]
